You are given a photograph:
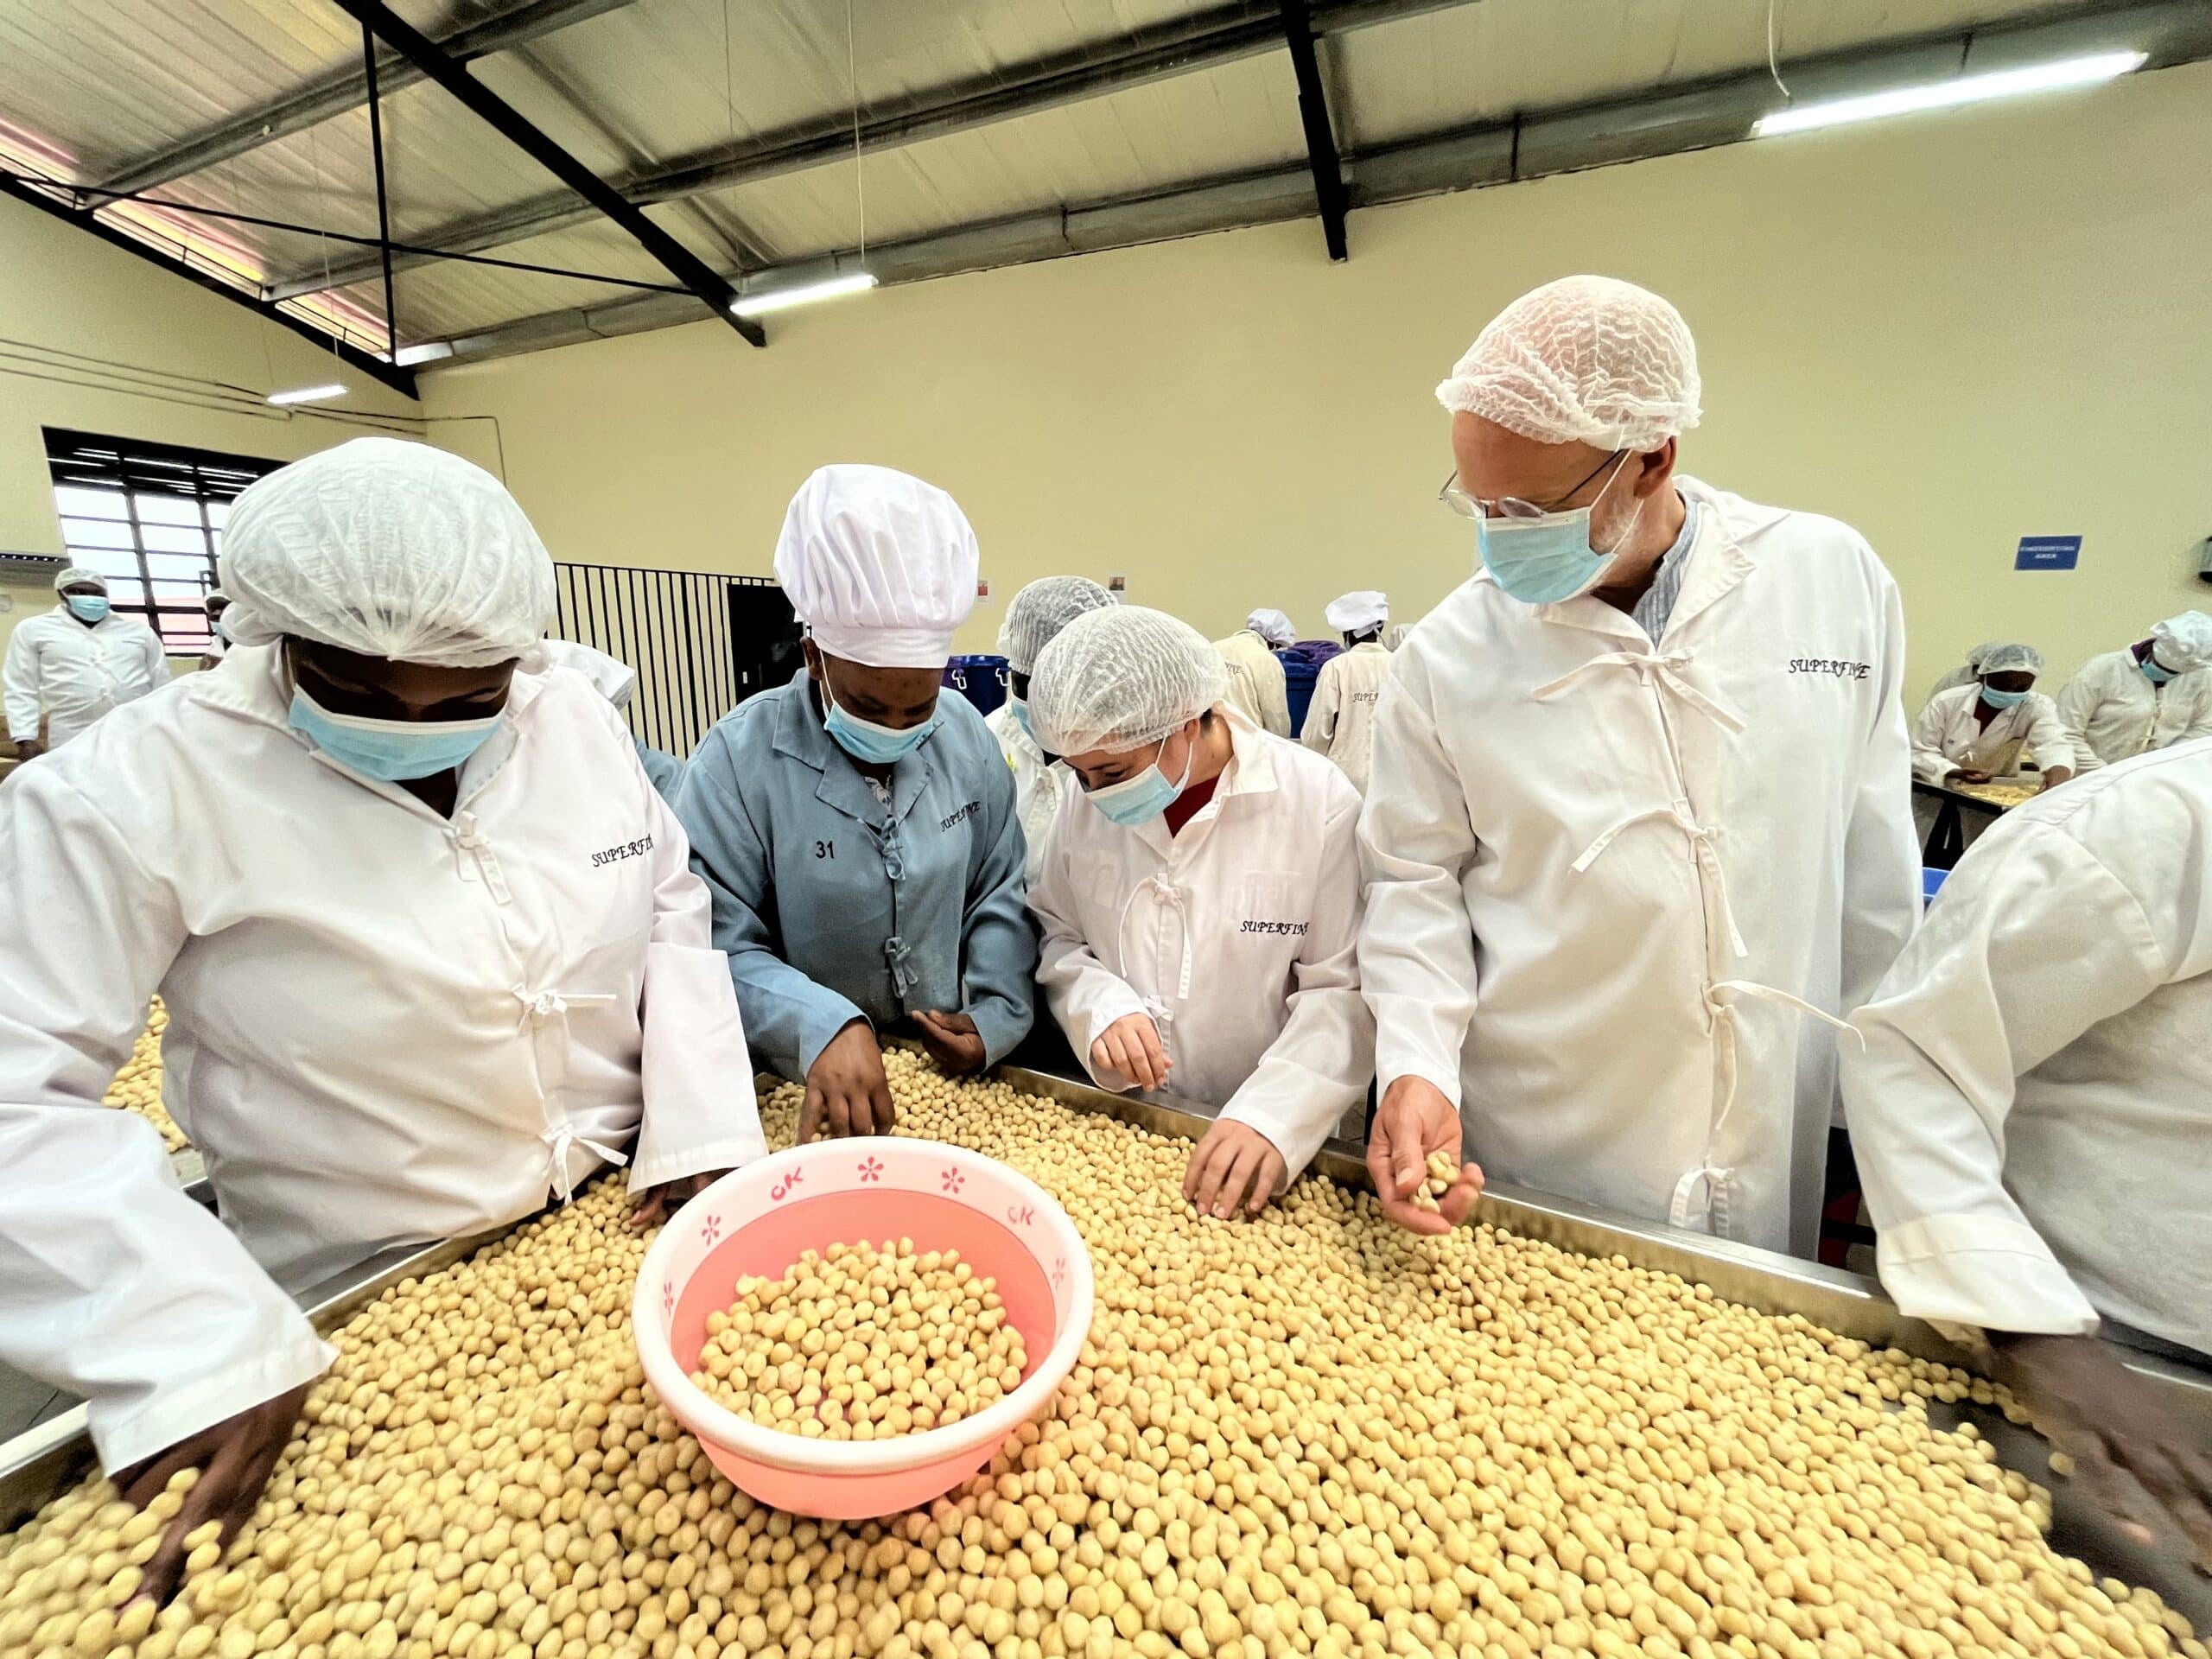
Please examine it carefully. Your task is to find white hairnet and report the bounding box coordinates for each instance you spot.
[54,566,106,593]
[541,639,638,709]
[1325,590,1389,635]
[1975,642,2043,676]
[774,464,979,669]
[1245,608,1297,649]
[2151,612,2212,672]
[1964,640,2003,671]
[1030,605,1228,757]
[997,576,1116,675]
[1436,274,1702,450]
[220,437,554,669]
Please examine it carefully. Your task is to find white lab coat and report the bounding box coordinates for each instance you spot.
[0,647,765,1470]
[1842,744,2212,1354]
[985,700,1063,883]
[1909,684,2072,784]
[2053,649,2212,772]
[3,607,168,747]
[1029,708,1372,1180]
[1301,640,1392,793]
[1213,631,1292,738]
[1358,478,1920,1255]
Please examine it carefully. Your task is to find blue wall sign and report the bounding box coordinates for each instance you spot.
[2015,535,2082,571]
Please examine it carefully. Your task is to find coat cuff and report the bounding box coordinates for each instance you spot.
[633,942,770,1186]
[1875,1212,2101,1341]
[795,1001,872,1081]
[967,995,1033,1069]
[93,1327,337,1475]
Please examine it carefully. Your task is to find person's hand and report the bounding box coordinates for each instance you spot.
[1368,1077,1482,1236]
[802,1021,894,1142]
[1991,1332,2212,1570]
[1091,1013,1170,1091]
[1948,767,1993,785]
[912,1010,987,1076]
[114,1382,314,1605]
[627,1169,728,1231]
[13,739,41,764]
[2040,766,2074,791]
[1183,1121,1287,1218]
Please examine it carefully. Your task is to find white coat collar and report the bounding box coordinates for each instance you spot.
[767,668,936,827]
[1501,474,1761,644]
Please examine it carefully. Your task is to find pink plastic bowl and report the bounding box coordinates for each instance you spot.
[633,1138,1095,1519]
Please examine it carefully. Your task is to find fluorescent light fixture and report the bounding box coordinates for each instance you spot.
[1754,50,2146,137]
[265,382,347,407]
[729,270,877,319]
[393,341,454,366]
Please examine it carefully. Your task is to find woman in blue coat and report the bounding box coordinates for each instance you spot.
[677,465,1035,1141]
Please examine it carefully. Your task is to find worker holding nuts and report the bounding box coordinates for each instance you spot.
[676,465,1037,1144]
[1026,605,1374,1217]
[0,440,766,1604]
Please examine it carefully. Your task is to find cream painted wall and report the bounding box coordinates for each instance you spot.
[0,191,420,661]
[423,60,2212,698]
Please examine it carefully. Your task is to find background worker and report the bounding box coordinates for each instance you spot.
[1361,274,1919,1254]
[199,588,232,671]
[4,566,168,761]
[1214,607,1295,737]
[0,439,763,1600]
[677,465,1036,1143]
[1910,641,2073,790]
[1843,743,2212,1568]
[1924,640,2001,706]
[2055,612,2212,772]
[1027,606,1371,1219]
[984,575,1117,880]
[1302,590,1392,792]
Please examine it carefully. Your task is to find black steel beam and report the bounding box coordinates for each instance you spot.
[325,0,763,347]
[1277,0,1349,261]
[265,0,1472,302]
[0,171,417,400]
[97,0,639,199]
[362,24,402,362]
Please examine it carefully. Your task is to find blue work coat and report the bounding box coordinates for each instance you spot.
[634,737,684,805]
[676,671,1036,1081]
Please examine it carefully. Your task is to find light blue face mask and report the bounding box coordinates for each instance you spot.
[288,686,502,782]
[1472,457,1643,606]
[64,594,111,624]
[1979,685,2028,709]
[2141,654,2176,684]
[821,676,938,765]
[1007,695,1036,747]
[1086,731,1193,827]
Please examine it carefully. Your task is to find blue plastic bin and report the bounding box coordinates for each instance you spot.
[944,654,1009,717]
[1921,867,1948,906]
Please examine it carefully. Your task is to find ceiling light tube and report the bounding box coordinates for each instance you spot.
[729,271,878,319]
[265,382,348,407]
[1754,50,2147,137]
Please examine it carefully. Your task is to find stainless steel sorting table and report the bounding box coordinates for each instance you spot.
[4,1065,2205,1625]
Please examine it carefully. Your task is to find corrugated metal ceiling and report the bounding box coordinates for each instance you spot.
[0,0,2181,370]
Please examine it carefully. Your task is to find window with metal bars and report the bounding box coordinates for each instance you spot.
[42,428,282,653]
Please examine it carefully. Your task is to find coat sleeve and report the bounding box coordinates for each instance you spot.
[1841,822,2161,1339]
[2023,694,2073,773]
[674,728,868,1083]
[1909,694,1957,785]
[2053,667,2107,772]
[1028,817,1151,1091]
[627,732,768,1189]
[0,763,334,1472]
[1301,661,1339,753]
[2179,675,2212,745]
[3,624,39,742]
[1356,658,1479,1107]
[139,625,170,694]
[1217,781,1374,1183]
[1838,567,1922,1013]
[1261,657,1293,740]
[956,741,1039,1065]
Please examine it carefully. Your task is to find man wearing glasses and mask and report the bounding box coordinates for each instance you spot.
[1359,275,1918,1261]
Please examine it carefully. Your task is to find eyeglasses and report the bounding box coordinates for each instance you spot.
[1439,450,1624,521]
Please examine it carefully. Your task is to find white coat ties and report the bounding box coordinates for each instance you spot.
[1844,743,2212,1355]
[1910,684,2072,783]
[1029,709,1372,1180]
[1301,640,1392,792]
[0,647,764,1469]
[1358,478,1920,1255]
[3,607,169,747]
